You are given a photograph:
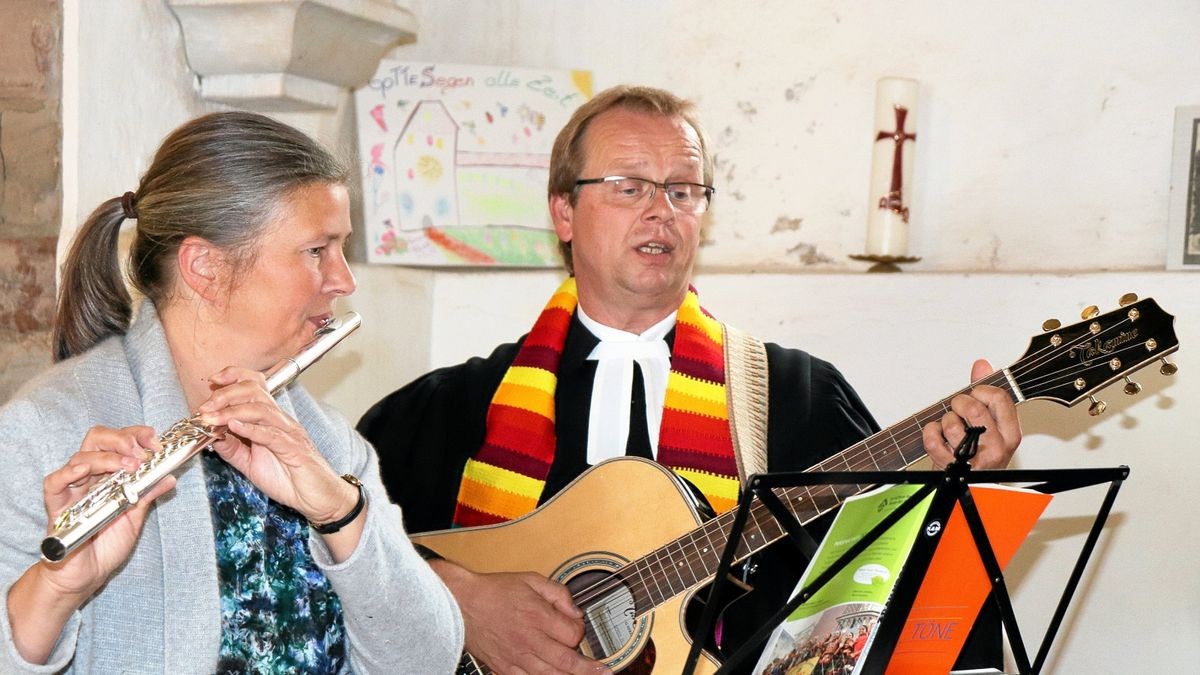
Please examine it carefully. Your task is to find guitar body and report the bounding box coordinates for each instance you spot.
[414,457,721,673]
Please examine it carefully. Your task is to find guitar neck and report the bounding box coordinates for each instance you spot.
[609,370,1019,614]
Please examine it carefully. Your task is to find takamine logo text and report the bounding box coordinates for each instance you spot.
[1069,328,1138,363]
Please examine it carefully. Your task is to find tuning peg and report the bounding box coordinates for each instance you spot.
[1118,293,1138,307]
[1160,358,1178,376]
[1123,377,1142,395]
[1081,305,1100,320]
[1042,318,1061,332]
[1088,396,1107,416]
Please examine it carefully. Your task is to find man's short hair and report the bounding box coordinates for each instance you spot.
[548,85,713,273]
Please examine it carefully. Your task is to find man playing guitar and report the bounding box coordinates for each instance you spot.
[359,85,1021,674]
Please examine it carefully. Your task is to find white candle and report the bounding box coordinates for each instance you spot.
[866,77,918,257]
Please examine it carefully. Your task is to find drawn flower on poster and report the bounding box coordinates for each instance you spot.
[355,62,592,266]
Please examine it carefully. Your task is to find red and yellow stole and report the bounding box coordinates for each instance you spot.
[452,277,740,528]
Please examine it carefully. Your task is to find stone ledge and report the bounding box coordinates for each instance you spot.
[200,73,342,111]
[167,0,416,111]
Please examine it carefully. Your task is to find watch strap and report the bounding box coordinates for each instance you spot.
[310,474,366,535]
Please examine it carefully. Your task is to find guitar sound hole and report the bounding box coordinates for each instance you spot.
[567,569,641,662]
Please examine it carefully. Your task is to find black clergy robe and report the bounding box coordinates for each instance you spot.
[357,315,1000,670]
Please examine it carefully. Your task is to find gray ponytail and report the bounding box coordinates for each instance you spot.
[52,199,133,361]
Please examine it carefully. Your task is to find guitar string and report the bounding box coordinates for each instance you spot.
[568,309,1165,643]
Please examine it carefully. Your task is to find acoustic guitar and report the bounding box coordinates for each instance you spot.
[417,296,1178,674]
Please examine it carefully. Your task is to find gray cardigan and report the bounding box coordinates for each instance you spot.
[0,305,463,673]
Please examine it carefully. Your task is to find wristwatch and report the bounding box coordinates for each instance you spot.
[310,474,366,535]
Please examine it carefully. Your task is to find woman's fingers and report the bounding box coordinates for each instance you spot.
[200,400,290,430]
[197,368,269,415]
[46,450,141,494]
[78,425,157,460]
[46,426,162,520]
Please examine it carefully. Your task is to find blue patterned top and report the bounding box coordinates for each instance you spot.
[202,451,347,673]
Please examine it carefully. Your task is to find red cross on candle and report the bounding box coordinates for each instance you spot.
[876,105,916,222]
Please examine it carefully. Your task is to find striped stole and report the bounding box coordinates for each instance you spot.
[452,277,740,527]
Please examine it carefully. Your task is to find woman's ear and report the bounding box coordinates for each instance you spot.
[176,236,227,302]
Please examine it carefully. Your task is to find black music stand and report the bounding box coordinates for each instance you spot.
[683,452,1129,674]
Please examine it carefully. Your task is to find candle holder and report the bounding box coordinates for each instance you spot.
[848,253,921,273]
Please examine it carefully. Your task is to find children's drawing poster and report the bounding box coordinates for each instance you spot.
[355,62,592,266]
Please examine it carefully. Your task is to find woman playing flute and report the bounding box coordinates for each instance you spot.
[0,112,462,673]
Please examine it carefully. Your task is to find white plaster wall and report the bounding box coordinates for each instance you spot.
[59,0,216,261]
[390,0,1200,272]
[668,0,1200,272]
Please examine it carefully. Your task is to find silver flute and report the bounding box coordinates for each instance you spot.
[41,312,362,563]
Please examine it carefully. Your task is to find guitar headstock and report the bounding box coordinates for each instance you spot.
[1010,295,1179,412]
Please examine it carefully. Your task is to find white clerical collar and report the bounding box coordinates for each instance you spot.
[577,305,676,466]
[576,305,677,345]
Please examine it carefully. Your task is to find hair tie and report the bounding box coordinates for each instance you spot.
[121,191,138,220]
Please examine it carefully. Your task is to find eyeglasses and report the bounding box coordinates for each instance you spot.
[573,176,715,214]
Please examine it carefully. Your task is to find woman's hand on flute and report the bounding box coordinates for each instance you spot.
[199,367,360,534]
[7,426,175,664]
[40,425,176,594]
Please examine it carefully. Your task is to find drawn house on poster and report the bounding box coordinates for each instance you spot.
[356,62,591,266]
[393,101,460,230]
[391,100,551,234]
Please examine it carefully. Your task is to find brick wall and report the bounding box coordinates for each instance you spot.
[0,0,61,403]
